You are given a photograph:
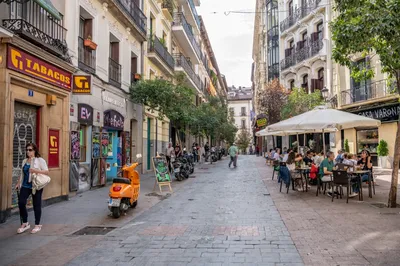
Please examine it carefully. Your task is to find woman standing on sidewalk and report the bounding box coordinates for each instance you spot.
[15,143,49,234]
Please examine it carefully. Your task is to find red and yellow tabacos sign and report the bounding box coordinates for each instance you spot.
[7,46,72,90]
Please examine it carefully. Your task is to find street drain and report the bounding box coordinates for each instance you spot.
[380,212,400,215]
[71,226,116,236]
[370,203,387,208]
[188,199,195,201]
[263,193,270,196]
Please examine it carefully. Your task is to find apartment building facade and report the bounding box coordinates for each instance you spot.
[0,0,75,222]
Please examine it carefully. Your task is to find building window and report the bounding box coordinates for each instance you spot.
[241,107,246,116]
[80,125,86,162]
[229,107,234,116]
[289,40,294,55]
[241,120,246,129]
[317,22,323,40]
[289,80,295,90]
[302,74,308,91]
[288,0,293,16]
[351,58,371,102]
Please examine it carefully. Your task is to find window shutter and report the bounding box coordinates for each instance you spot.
[84,19,93,39]
[131,57,138,74]
[285,48,291,57]
[311,32,318,41]
[296,41,303,49]
[311,79,318,93]
[111,42,119,62]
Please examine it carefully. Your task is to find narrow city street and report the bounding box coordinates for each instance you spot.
[2,156,400,266]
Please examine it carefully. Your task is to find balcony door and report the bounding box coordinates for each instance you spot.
[351,58,371,102]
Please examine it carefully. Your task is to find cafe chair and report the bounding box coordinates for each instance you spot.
[272,160,280,180]
[332,170,351,203]
[316,175,332,196]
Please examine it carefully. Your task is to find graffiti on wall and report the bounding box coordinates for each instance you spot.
[70,131,80,160]
[78,164,91,193]
[92,132,100,159]
[12,103,37,207]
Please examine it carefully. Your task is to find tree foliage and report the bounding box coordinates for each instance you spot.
[331,0,400,207]
[257,79,288,125]
[235,129,252,151]
[280,88,324,120]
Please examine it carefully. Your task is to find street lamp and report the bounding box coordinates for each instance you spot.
[321,86,329,101]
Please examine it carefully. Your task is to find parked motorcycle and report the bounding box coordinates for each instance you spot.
[172,156,190,180]
[183,149,195,174]
[108,154,142,218]
[210,146,218,164]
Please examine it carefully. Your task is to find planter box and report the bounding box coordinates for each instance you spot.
[84,39,97,50]
[379,156,391,169]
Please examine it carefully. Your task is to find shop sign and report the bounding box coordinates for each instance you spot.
[48,129,60,168]
[70,104,74,116]
[256,117,267,128]
[77,104,93,125]
[104,109,124,130]
[103,93,125,108]
[355,103,400,123]
[7,46,72,90]
[72,75,92,94]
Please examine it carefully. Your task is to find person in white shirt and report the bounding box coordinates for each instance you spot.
[273,148,281,161]
[282,148,292,162]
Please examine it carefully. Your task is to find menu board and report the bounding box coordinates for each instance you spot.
[70,131,80,161]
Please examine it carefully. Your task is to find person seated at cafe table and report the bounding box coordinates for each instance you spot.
[303,150,314,166]
[342,153,355,172]
[319,151,337,197]
[273,148,281,161]
[351,149,373,197]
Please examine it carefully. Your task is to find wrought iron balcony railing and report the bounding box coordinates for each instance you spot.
[187,0,201,29]
[109,58,121,87]
[2,0,68,59]
[340,79,398,106]
[116,0,147,35]
[280,0,322,32]
[280,36,323,71]
[78,37,96,74]
[173,12,201,60]
[174,53,201,90]
[148,35,175,70]
[162,0,174,15]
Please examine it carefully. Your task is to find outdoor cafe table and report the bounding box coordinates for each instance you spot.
[348,170,372,200]
[296,167,311,192]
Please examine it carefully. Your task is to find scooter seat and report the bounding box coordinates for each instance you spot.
[112,178,131,185]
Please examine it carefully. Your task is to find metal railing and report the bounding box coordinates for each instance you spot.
[109,58,121,87]
[280,0,322,32]
[174,53,201,90]
[116,0,147,35]
[161,0,174,15]
[148,35,175,70]
[340,79,398,106]
[187,0,201,29]
[2,0,68,58]
[281,36,323,71]
[173,12,201,60]
[78,37,96,74]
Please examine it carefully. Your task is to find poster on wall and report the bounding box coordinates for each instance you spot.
[123,131,131,165]
[107,133,113,157]
[100,158,107,185]
[92,132,101,159]
[71,131,80,161]
[101,132,109,158]
[48,129,60,168]
[78,163,91,193]
[117,135,122,169]
[69,161,79,192]
[91,159,100,187]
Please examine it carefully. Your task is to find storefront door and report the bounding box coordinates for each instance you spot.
[106,131,119,179]
[12,102,38,207]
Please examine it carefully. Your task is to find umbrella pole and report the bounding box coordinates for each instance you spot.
[304,134,306,149]
[322,129,326,157]
[296,134,299,153]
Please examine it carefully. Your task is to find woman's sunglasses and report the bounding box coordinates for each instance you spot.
[26,148,33,152]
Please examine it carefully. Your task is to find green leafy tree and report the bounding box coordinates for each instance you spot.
[377,140,389,157]
[344,139,350,153]
[331,0,400,207]
[281,88,324,120]
[236,129,252,152]
[257,78,287,125]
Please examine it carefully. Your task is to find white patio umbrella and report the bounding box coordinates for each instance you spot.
[265,106,381,154]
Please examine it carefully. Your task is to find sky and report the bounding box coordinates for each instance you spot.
[197,0,256,88]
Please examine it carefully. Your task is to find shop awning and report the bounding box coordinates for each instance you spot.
[34,0,62,21]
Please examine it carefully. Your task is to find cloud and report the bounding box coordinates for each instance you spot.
[198,0,256,87]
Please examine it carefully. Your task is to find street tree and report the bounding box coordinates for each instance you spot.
[257,78,288,125]
[235,129,252,153]
[331,0,400,207]
[280,88,324,120]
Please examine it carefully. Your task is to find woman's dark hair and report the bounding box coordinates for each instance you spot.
[26,142,41,158]
[286,151,296,164]
[361,149,370,157]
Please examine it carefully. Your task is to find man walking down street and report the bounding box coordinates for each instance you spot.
[228,143,239,168]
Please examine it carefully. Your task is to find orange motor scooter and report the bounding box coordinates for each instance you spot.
[108,154,142,218]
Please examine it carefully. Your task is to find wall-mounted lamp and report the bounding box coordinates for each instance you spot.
[46,94,57,106]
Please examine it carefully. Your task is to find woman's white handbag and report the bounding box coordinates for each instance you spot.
[31,158,51,194]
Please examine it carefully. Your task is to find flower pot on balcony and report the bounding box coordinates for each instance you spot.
[84,39,97,50]
[134,73,141,80]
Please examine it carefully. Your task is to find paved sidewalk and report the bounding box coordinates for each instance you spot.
[67,156,303,266]
[255,157,400,266]
[0,171,193,266]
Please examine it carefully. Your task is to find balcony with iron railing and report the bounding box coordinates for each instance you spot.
[280,35,324,71]
[280,0,322,33]
[78,37,96,74]
[174,53,201,90]
[187,0,201,29]
[109,58,121,87]
[113,0,147,36]
[172,12,201,61]
[2,0,68,60]
[340,79,398,106]
[148,34,175,71]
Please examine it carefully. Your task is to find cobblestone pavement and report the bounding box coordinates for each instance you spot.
[67,156,303,266]
[256,157,400,266]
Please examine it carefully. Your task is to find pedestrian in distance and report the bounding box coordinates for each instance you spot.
[228,143,239,168]
[15,142,49,234]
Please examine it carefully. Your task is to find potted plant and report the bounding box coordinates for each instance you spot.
[84,35,98,50]
[344,139,350,152]
[377,139,390,169]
